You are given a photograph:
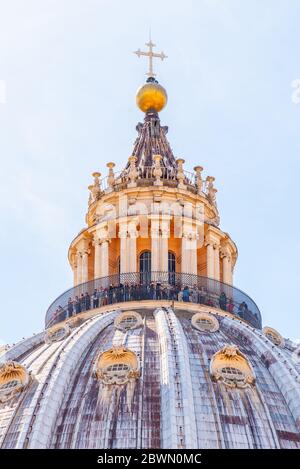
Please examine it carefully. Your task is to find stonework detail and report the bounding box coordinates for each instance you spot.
[114,311,143,331]
[0,361,30,403]
[210,345,255,388]
[263,326,285,348]
[44,324,70,344]
[191,312,219,332]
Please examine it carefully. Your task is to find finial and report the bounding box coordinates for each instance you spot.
[134,37,167,77]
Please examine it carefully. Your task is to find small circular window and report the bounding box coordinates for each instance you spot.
[44,324,70,344]
[115,311,143,331]
[263,327,285,348]
[192,312,219,333]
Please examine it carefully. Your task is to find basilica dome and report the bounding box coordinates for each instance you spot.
[1,40,299,450]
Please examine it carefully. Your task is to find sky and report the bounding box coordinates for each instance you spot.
[0,0,300,345]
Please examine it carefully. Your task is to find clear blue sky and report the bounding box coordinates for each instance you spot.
[0,0,299,345]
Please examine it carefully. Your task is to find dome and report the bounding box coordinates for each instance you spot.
[136,78,167,113]
[1,306,300,449]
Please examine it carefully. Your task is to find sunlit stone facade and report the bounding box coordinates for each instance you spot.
[1,52,300,449]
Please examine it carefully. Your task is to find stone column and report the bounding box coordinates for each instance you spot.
[73,253,78,286]
[76,252,82,285]
[118,223,128,276]
[160,217,170,273]
[150,216,160,281]
[127,220,138,273]
[205,240,214,279]
[181,229,197,278]
[81,250,89,284]
[100,239,109,278]
[213,243,220,282]
[93,236,102,279]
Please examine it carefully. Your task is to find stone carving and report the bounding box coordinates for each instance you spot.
[210,344,255,388]
[263,326,285,348]
[176,158,186,189]
[127,156,138,187]
[192,312,219,333]
[88,172,102,205]
[114,311,143,332]
[206,176,217,207]
[194,166,204,194]
[106,162,115,190]
[44,324,70,344]
[153,154,163,186]
[0,361,30,403]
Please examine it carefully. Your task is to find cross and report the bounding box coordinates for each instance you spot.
[134,39,167,77]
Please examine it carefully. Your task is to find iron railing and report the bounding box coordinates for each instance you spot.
[96,168,207,197]
[45,272,262,330]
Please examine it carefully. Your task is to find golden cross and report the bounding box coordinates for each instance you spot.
[134,39,167,77]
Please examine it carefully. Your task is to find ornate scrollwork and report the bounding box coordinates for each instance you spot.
[192,312,219,333]
[210,345,255,388]
[44,324,70,344]
[94,346,140,386]
[263,327,285,348]
[0,361,30,403]
[114,311,143,332]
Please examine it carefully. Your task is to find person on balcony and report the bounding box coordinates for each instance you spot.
[80,293,85,311]
[150,282,155,299]
[92,289,99,309]
[74,296,81,314]
[219,292,227,311]
[67,298,73,317]
[85,292,91,310]
[156,282,162,300]
[227,298,234,314]
[124,283,130,301]
[191,286,198,303]
[182,286,190,302]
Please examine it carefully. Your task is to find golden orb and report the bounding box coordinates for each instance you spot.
[136,80,167,113]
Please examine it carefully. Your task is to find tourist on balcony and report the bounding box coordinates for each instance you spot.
[227,298,234,314]
[178,288,184,301]
[92,289,99,309]
[182,286,190,302]
[238,302,245,319]
[150,282,155,299]
[74,296,81,314]
[124,283,130,301]
[85,292,90,310]
[80,293,86,311]
[219,292,227,311]
[118,283,124,302]
[108,285,114,303]
[156,282,162,300]
[191,286,198,303]
[67,298,74,317]
[206,297,214,307]
[198,286,206,304]
[57,305,65,321]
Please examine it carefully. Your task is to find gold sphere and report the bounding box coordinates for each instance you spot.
[136,81,167,113]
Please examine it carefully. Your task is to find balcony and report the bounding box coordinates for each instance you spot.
[45,272,262,330]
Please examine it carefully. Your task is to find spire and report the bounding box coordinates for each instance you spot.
[128,110,177,172]
[129,38,175,173]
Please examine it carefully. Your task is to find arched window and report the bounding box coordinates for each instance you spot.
[168,251,176,284]
[139,251,151,284]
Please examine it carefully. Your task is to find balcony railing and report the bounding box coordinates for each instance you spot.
[96,168,205,196]
[45,272,262,330]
